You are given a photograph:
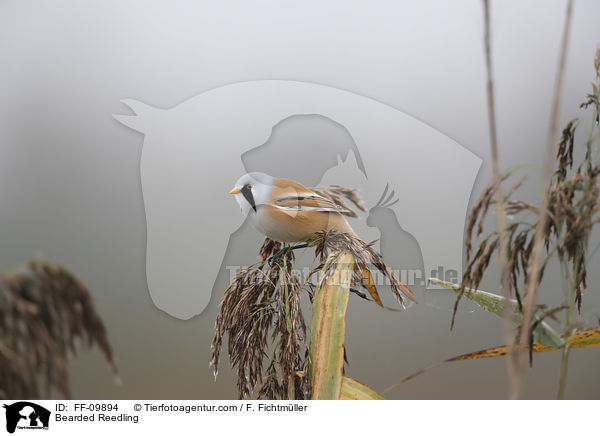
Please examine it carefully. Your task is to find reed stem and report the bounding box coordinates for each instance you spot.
[514,0,574,399]
[481,0,519,395]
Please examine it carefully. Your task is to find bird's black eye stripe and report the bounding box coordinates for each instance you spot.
[241,183,257,212]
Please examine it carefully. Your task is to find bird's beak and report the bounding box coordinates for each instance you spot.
[229,187,241,194]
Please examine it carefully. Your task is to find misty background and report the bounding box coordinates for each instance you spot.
[0,0,599,399]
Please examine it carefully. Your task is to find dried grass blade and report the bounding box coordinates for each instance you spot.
[353,265,383,307]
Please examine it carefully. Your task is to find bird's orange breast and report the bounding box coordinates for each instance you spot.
[252,204,355,243]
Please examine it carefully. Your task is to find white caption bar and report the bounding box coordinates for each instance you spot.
[0,400,596,435]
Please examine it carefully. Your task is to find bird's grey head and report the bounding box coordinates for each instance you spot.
[230,172,274,216]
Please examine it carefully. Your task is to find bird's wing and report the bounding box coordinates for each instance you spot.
[273,193,353,214]
[270,178,358,217]
[309,188,360,217]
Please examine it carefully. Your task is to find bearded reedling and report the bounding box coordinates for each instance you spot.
[230,172,416,306]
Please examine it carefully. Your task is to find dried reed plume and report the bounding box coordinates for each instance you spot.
[455,43,600,397]
[0,258,119,399]
[210,239,308,400]
[514,0,575,399]
[308,230,416,308]
[211,188,415,399]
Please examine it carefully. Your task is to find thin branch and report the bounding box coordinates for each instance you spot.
[514,0,575,399]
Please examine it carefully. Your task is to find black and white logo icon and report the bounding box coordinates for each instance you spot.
[3,402,50,434]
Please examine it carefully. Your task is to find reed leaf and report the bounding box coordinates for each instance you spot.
[448,327,600,361]
[384,327,600,393]
[340,376,383,400]
[310,252,354,400]
[431,278,563,347]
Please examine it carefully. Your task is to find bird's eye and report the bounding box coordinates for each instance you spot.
[244,183,252,190]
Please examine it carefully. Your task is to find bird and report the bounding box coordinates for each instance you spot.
[230,172,358,244]
[229,172,416,307]
[229,172,417,307]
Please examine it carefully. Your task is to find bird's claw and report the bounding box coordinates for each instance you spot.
[267,246,291,266]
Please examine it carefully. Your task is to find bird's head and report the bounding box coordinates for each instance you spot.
[230,172,273,215]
